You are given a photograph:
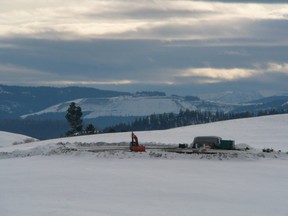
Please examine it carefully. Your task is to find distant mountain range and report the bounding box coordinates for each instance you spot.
[1,84,288,123]
[0,85,130,119]
[204,91,263,103]
[1,84,287,139]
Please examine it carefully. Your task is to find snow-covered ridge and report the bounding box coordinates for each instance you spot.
[22,95,198,119]
[200,90,263,103]
[18,94,288,122]
[282,101,288,107]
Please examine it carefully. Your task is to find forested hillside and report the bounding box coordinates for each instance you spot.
[105,108,288,132]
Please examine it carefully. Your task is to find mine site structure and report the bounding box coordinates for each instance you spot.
[73,133,240,155]
[74,132,239,154]
[191,136,235,150]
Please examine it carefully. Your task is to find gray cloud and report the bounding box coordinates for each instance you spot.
[1,37,287,95]
[245,19,288,43]
[86,7,218,21]
[0,0,287,96]
[2,0,287,40]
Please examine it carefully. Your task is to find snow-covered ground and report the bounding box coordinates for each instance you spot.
[1,114,288,216]
[0,131,37,148]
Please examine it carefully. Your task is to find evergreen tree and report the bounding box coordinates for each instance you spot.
[85,124,96,134]
[65,102,83,136]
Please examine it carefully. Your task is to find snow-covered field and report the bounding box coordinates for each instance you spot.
[0,131,37,148]
[1,114,288,216]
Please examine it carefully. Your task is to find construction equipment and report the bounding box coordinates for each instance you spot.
[130,132,146,152]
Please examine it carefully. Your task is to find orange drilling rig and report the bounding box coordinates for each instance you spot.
[130,132,146,152]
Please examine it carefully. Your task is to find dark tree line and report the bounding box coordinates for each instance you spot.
[103,108,288,133]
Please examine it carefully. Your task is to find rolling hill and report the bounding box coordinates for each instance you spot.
[0,114,288,216]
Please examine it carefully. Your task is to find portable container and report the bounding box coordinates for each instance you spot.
[219,140,235,150]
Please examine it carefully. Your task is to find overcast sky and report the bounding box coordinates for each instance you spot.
[1,0,288,96]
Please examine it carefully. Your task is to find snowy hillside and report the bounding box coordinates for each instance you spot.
[1,114,288,216]
[201,90,263,103]
[0,85,129,119]
[0,131,37,148]
[22,95,199,119]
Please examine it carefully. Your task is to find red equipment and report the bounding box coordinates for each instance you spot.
[130,132,146,152]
